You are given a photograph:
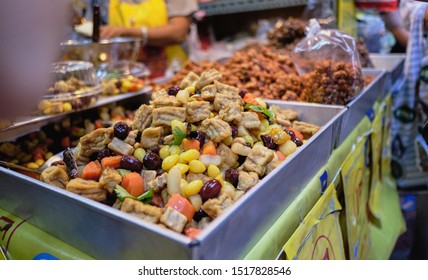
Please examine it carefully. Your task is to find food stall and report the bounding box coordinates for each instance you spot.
[0,0,408,260]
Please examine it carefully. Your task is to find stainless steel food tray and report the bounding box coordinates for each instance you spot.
[337,69,386,145]
[369,53,405,84]
[0,86,152,142]
[0,102,345,259]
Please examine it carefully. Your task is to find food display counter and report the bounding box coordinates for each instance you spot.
[0,13,406,259]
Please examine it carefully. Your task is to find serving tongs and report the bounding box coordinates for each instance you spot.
[0,148,72,178]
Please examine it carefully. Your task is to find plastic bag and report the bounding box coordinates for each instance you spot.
[291,19,364,105]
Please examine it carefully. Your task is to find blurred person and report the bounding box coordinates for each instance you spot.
[87,0,198,77]
[0,0,70,119]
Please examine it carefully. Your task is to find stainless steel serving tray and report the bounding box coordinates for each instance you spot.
[369,53,405,84]
[0,87,152,142]
[0,101,345,259]
[337,69,386,145]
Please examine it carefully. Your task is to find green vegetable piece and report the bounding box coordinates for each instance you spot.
[169,126,186,146]
[114,185,154,204]
[118,169,131,177]
[244,104,275,121]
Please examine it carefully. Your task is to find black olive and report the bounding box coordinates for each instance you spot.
[230,124,238,137]
[167,86,181,96]
[120,155,143,172]
[260,134,278,150]
[188,130,206,145]
[114,122,130,140]
[193,209,208,222]
[96,148,115,161]
[239,90,247,99]
[225,168,239,187]
[143,152,161,170]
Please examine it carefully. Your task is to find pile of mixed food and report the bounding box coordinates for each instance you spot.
[39,69,320,238]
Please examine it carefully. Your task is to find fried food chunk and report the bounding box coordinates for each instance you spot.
[99,168,122,193]
[200,84,217,101]
[40,165,69,189]
[140,127,164,149]
[160,207,188,233]
[180,71,199,89]
[217,143,238,169]
[200,116,232,143]
[241,112,261,130]
[201,193,234,219]
[195,69,222,89]
[66,178,107,202]
[292,121,320,139]
[74,127,114,164]
[186,101,211,123]
[243,145,275,176]
[237,171,259,192]
[152,107,186,127]
[132,104,153,132]
[270,105,298,127]
[121,198,164,224]
[108,137,134,155]
[151,95,182,108]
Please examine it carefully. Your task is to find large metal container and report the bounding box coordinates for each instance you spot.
[369,53,405,83]
[337,69,386,145]
[0,102,345,259]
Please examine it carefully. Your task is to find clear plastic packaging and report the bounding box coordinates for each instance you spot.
[291,19,364,105]
[37,61,101,115]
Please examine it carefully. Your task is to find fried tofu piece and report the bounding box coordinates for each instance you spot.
[66,178,107,202]
[213,92,242,123]
[132,104,153,132]
[270,105,298,127]
[74,127,114,164]
[292,121,320,139]
[186,101,211,123]
[140,127,164,149]
[108,137,134,155]
[99,168,122,193]
[195,69,222,89]
[200,116,232,143]
[160,207,188,233]
[150,95,182,108]
[40,165,69,189]
[201,84,217,101]
[243,145,275,176]
[180,71,199,89]
[217,143,238,169]
[237,171,259,192]
[201,193,234,219]
[241,112,261,130]
[121,198,164,224]
[147,172,168,192]
[152,106,186,127]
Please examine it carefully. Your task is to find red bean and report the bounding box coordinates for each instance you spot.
[199,179,222,201]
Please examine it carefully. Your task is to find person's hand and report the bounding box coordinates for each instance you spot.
[100,26,127,39]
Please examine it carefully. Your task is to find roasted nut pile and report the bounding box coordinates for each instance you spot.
[357,37,374,68]
[161,40,366,105]
[301,60,364,105]
[222,43,303,100]
[267,18,308,53]
[40,69,320,237]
